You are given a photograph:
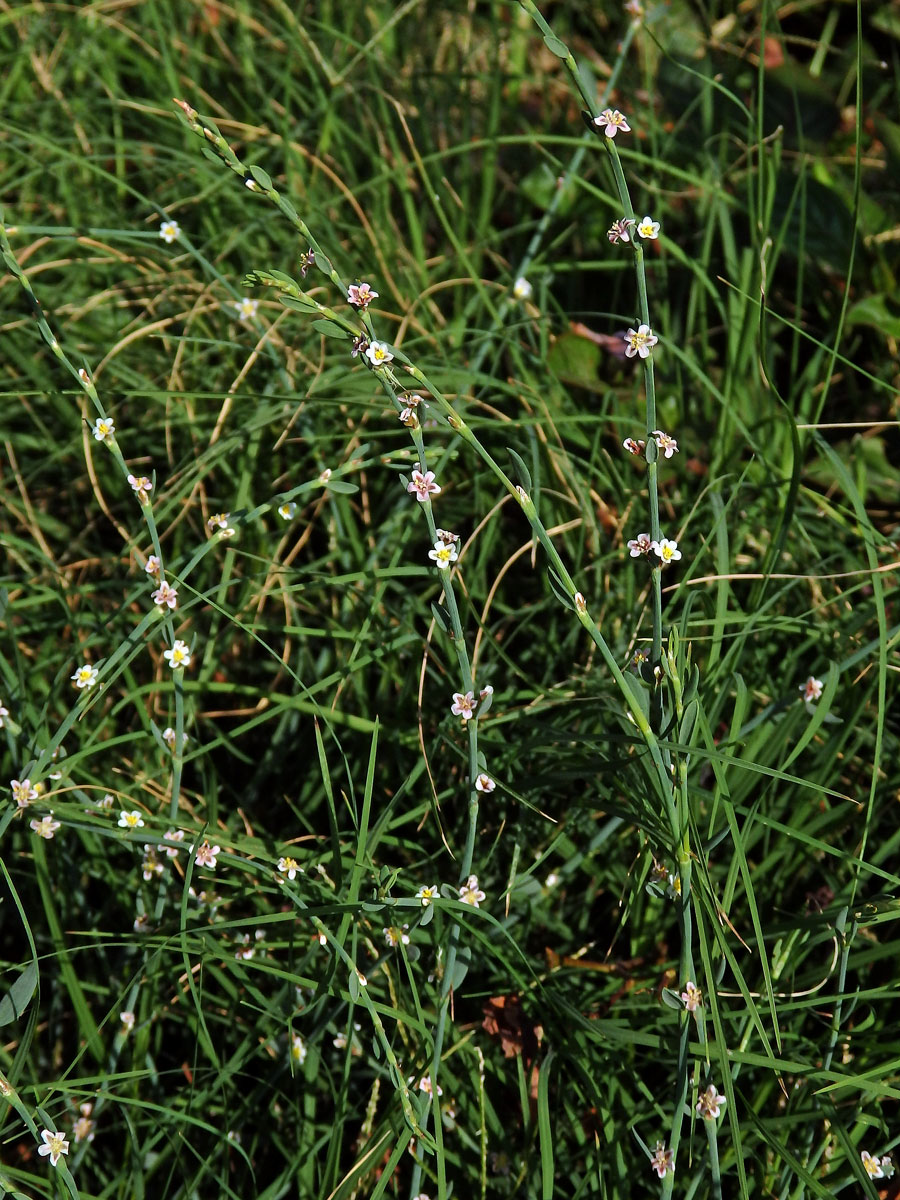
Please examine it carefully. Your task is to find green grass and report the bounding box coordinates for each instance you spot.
[2,1,900,1197]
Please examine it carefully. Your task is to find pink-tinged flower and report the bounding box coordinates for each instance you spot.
[574,591,587,613]
[627,532,652,558]
[416,884,440,906]
[625,0,645,23]
[451,691,477,720]
[651,538,681,565]
[128,474,153,503]
[160,829,185,857]
[649,1141,674,1178]
[159,219,181,243]
[118,810,145,830]
[681,980,702,1012]
[365,340,393,368]
[696,1083,726,1120]
[428,539,458,569]
[195,840,221,869]
[415,1075,443,1097]
[119,1010,135,1033]
[624,324,658,359]
[623,437,645,455]
[299,248,316,278]
[152,581,178,609]
[141,847,164,881]
[436,528,459,544]
[144,554,161,575]
[862,1151,885,1179]
[92,416,115,441]
[800,676,823,703]
[347,281,379,309]
[11,778,39,808]
[30,814,61,839]
[71,663,99,690]
[607,217,635,244]
[383,924,410,947]
[38,1129,70,1167]
[459,874,485,907]
[163,640,192,669]
[475,773,496,793]
[652,430,678,458]
[407,469,441,502]
[479,684,494,702]
[72,1103,95,1144]
[594,108,631,137]
[637,215,660,239]
[278,855,301,880]
[350,333,369,358]
[207,512,235,536]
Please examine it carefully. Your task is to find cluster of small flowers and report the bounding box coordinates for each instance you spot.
[207,511,235,537]
[626,533,681,565]
[623,430,678,458]
[861,1150,895,1179]
[607,215,659,244]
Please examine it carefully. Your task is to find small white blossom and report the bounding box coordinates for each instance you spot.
[159,219,181,243]
[512,276,533,301]
[71,663,99,690]
[38,1129,70,1167]
[92,416,115,441]
[232,297,259,322]
[118,810,145,830]
[163,640,192,669]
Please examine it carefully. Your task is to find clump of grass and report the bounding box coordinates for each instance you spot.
[2,2,900,1198]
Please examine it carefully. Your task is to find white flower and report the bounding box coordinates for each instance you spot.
[159,219,181,243]
[71,663,99,690]
[30,815,61,839]
[428,539,459,569]
[118,810,145,830]
[636,215,660,239]
[11,778,38,808]
[120,1010,135,1033]
[163,640,192,669]
[650,538,681,565]
[450,691,477,720]
[416,884,440,906]
[144,554,161,575]
[92,416,115,441]
[459,874,485,907]
[512,276,533,301]
[38,1129,70,1167]
[233,297,259,321]
[278,502,297,520]
[383,924,410,947]
[475,773,496,793]
[652,430,678,458]
[365,341,394,368]
[278,855,301,880]
[290,1034,307,1064]
[207,512,235,536]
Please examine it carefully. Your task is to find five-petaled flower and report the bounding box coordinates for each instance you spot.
[451,691,477,721]
[513,276,533,301]
[365,340,393,368]
[71,663,99,690]
[12,779,39,808]
[801,676,823,703]
[118,809,145,830]
[128,474,153,503]
[428,539,458,569]
[627,532,652,558]
[163,640,192,669]
[30,815,61,839]
[278,502,297,520]
[624,324,658,359]
[623,437,645,455]
[233,297,259,322]
[459,874,485,907]
[92,416,115,441]
[278,855,301,880]
[651,538,681,565]
[594,108,631,137]
[608,217,635,244]
[653,430,679,458]
[195,840,221,868]
[407,469,441,502]
[159,219,181,243]
[649,1141,674,1179]
[681,980,702,1012]
[38,1129,70,1167]
[207,512,235,536]
[145,554,161,575]
[696,1083,726,1120]
[348,282,378,309]
[475,773,496,793]
[416,884,440,906]
[637,215,660,239]
[152,581,178,610]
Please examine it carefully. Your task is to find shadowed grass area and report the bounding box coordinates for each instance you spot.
[2,2,900,1198]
